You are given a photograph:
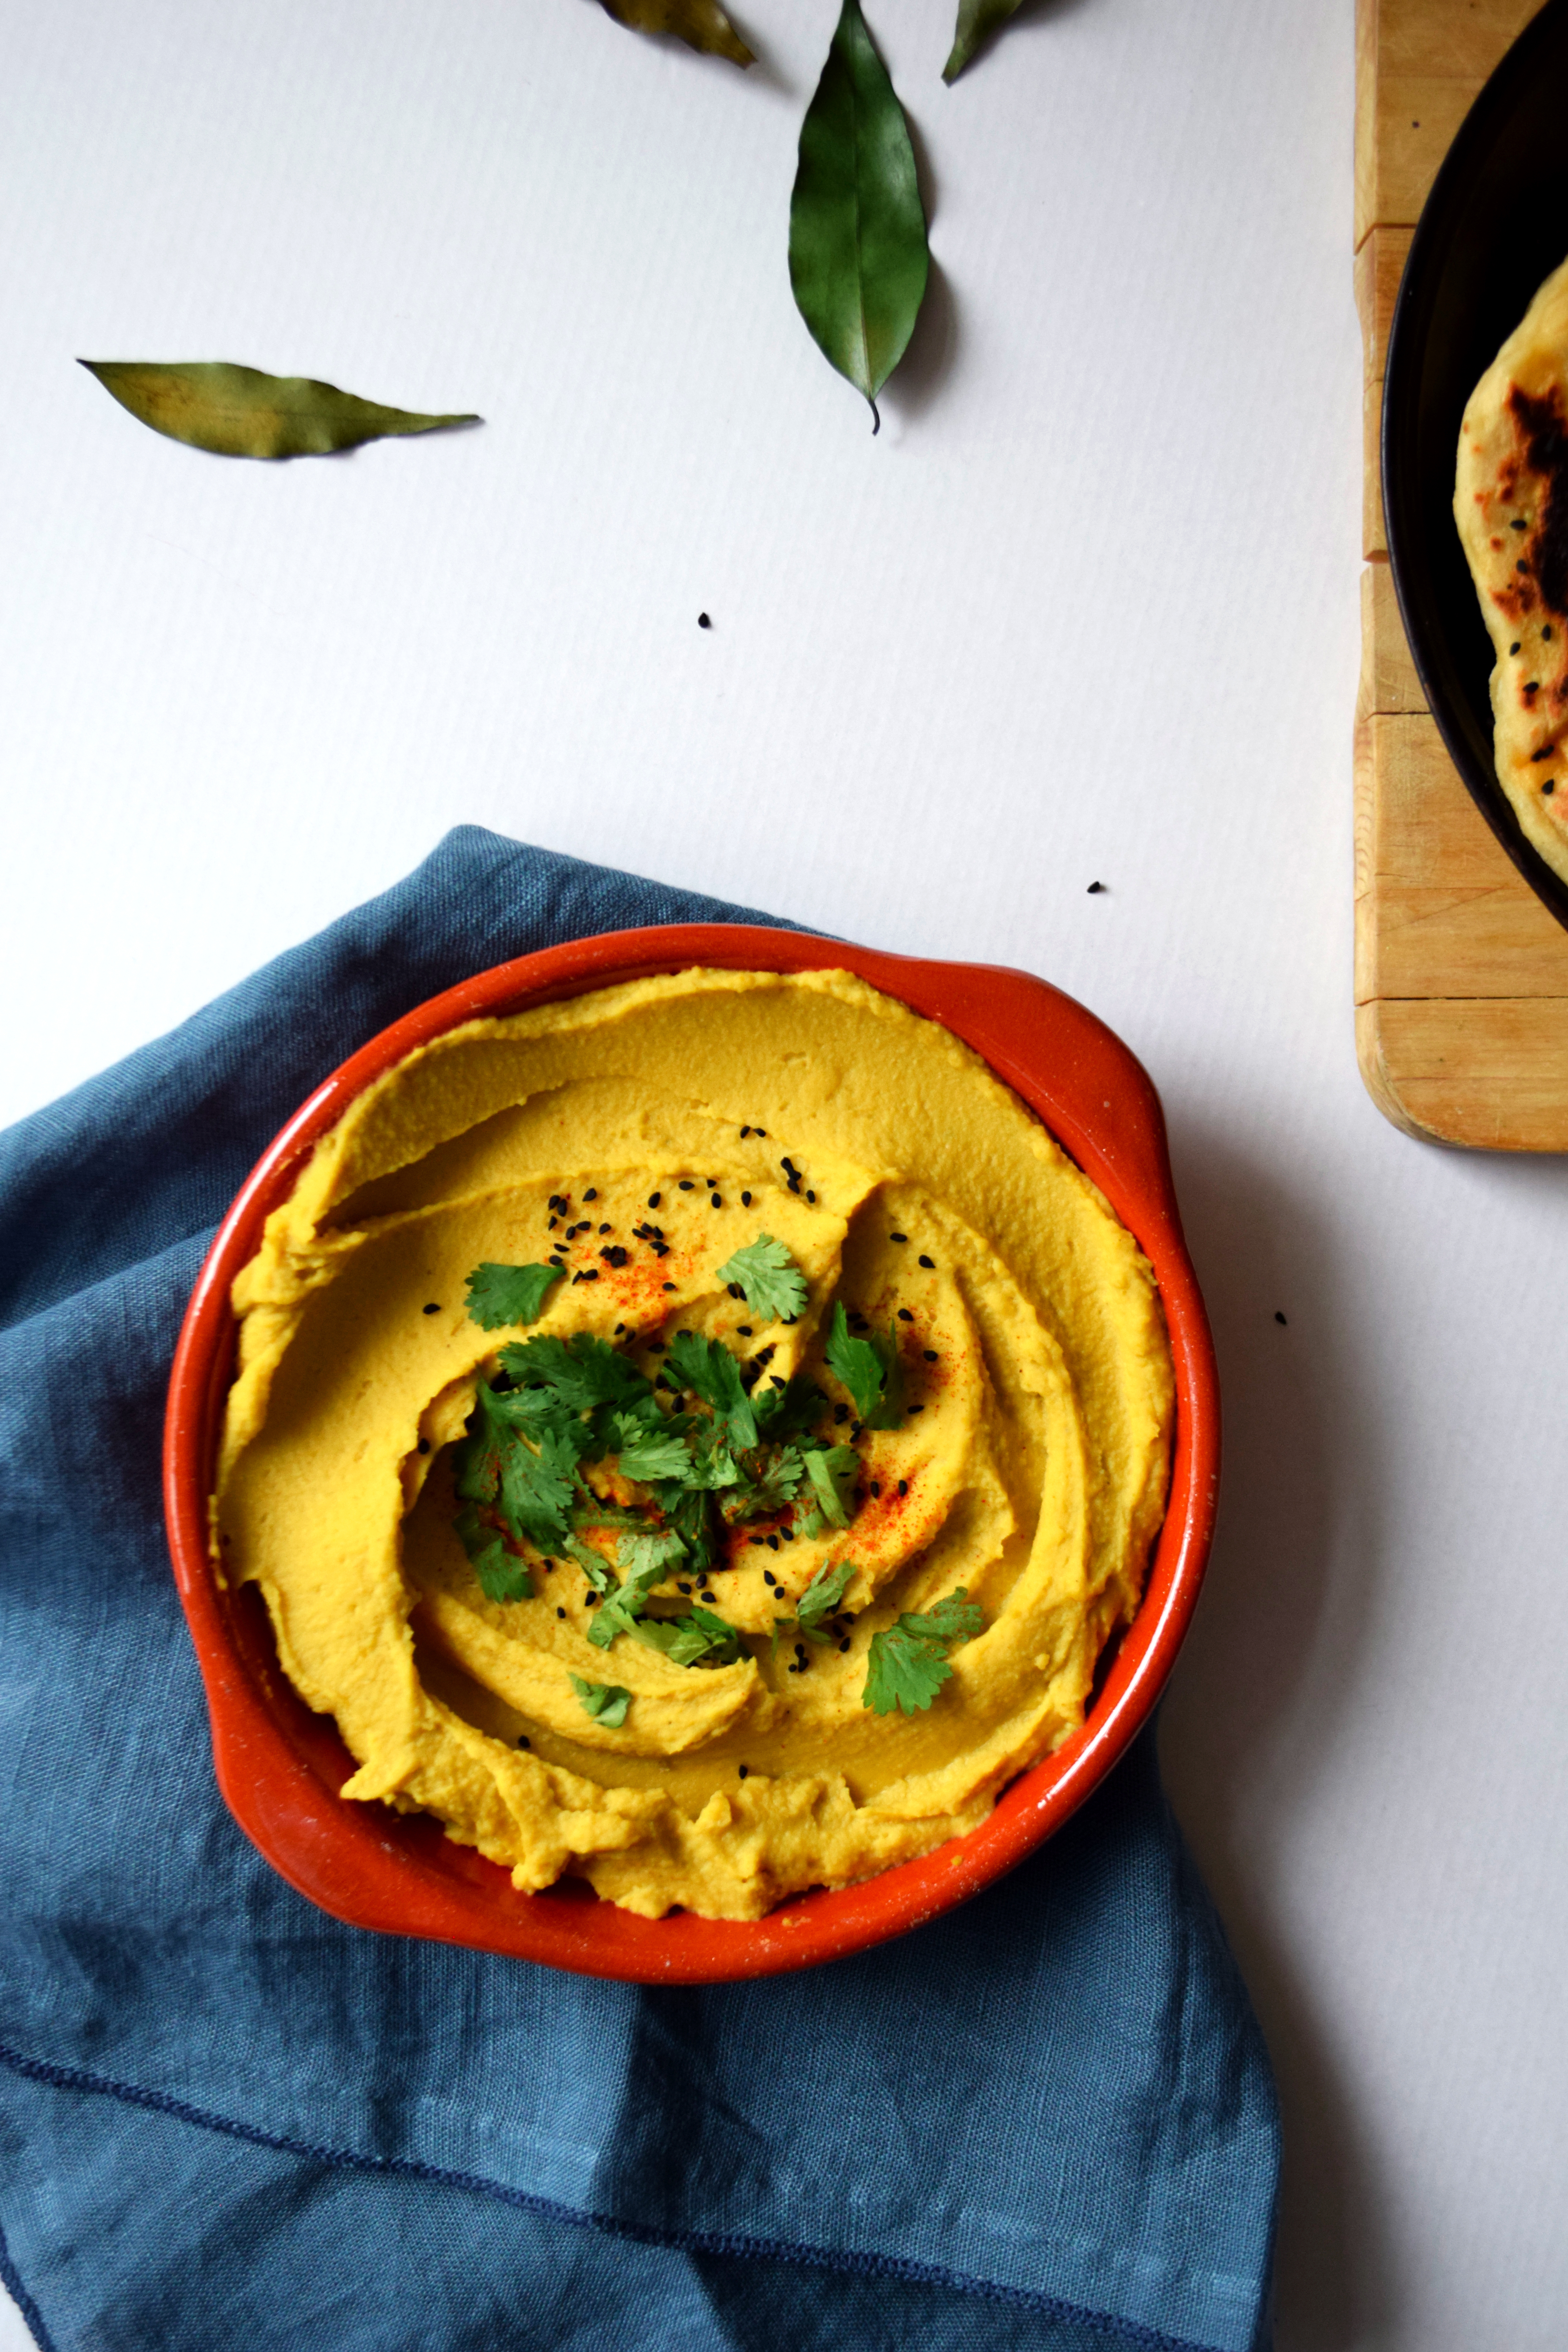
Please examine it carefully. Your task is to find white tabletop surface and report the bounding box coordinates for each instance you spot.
[4,3,1565,2347]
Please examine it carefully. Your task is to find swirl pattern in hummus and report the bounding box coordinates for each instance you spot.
[215,968,1174,1920]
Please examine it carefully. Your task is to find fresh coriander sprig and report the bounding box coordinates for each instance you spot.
[464,1261,564,1330]
[715,1233,808,1324]
[570,1675,631,1727]
[824,1301,906,1428]
[862,1589,982,1716]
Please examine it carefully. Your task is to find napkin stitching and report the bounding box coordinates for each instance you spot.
[0,2040,1233,2352]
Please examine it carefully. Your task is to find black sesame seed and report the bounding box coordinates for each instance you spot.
[794,1644,806,1661]
[1527,682,1541,693]
[679,1180,695,1191]
[663,1281,678,1293]
[1512,518,1529,530]
[1546,626,1555,640]
[1546,779,1557,795]
[870,1481,881,1497]
[1511,641,1522,654]
[1531,746,1554,761]
[779,1525,795,1542]
[599,1221,612,1234]
[1518,558,1530,573]
[518,1735,530,1748]
[898,1480,908,1496]
[833,1403,849,1423]
[1274,1311,1288,1326]
[740,1125,750,1138]
[556,1606,566,1620]
[806,1190,817,1204]
[678,1582,693,1595]
[890,1232,907,1244]
[755,1128,767,1138]
[763,1569,777,1586]
[923,1348,938,1362]
[737,1325,753,1337]
[417,1438,431,1456]
[698,612,711,628]
[838,1638,851,1653]
[550,1256,565,1269]
[711,1194,723,1209]
[572,1269,599,1283]
[766,1535,780,1551]
[769,1374,787,1389]
[1087,880,1106,894]
[741,1191,752,1207]
[647,1340,666,1354]
[908,1404,924,1414]
[648,1192,661,1208]
[750,1536,765,1547]
[738,1763,749,1779]
[422,1302,440,1315]
[898,1308,914,1322]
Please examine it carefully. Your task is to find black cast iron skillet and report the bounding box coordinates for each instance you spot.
[1381,0,1568,935]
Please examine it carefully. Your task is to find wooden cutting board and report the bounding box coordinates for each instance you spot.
[1355,0,1568,1149]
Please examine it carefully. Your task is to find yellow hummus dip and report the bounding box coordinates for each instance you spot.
[215,968,1173,1921]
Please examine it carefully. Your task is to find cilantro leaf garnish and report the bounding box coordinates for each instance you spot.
[588,1530,686,1650]
[564,1534,615,1592]
[666,1330,759,1448]
[570,1674,630,1727]
[613,1425,693,1483]
[655,1481,720,1579]
[497,1422,580,1552]
[453,1503,532,1602]
[720,1444,804,1524]
[823,1301,905,1428]
[463,1261,564,1331]
[498,1332,652,1416]
[800,1444,858,1530]
[751,1375,827,1445]
[862,1588,983,1717]
[715,1233,808,1324]
[797,1558,854,1635]
[632,1604,743,1668]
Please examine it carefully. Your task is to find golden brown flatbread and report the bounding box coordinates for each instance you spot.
[1455,254,1568,885]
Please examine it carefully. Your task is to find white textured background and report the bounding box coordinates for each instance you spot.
[3,3,1565,2347]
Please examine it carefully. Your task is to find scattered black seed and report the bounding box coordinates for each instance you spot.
[1512,518,1529,531]
[698,612,711,628]
[417,1438,431,1456]
[1511,641,1522,654]
[1087,880,1106,894]
[890,1232,907,1244]
[908,1404,924,1414]
[833,1403,849,1424]
[769,1374,787,1389]
[648,1192,662,1208]
[737,1325,753,1337]
[584,1187,597,1200]
[807,1189,817,1204]
[518,1735,530,1748]
[548,1195,569,1214]
[923,1348,938,1362]
[850,1423,862,1441]
[556,1606,566,1620]
[763,1569,777,1587]
[755,1128,767,1137]
[550,1256,565,1269]
[1546,626,1555,639]
[779,1525,795,1542]
[738,1763,749,1779]
[870,1481,881,1497]
[678,1581,693,1595]
[838,1638,851,1653]
[614,1322,626,1335]
[598,1221,612,1234]
[647,1340,666,1354]
[572,1269,599,1283]
[750,1536,766,1547]
[663,1281,678,1293]
[740,1125,750,1137]
[422,1302,440,1315]
[1274,1311,1288,1326]
[679,1179,695,1191]
[794,1643,806,1662]
[600,1246,630,1269]
[1527,682,1541,693]
[753,1344,776,1368]
[898,1480,908,1496]
[711,1194,723,1209]
[766,1535,780,1551]
[1531,746,1554,760]
[727,1281,744,1301]
[548,1216,559,1232]
[898,1307,914,1322]
[1518,558,1530,573]
[741,1191,753,1207]
[1546,779,1557,795]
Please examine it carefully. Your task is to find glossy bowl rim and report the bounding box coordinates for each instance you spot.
[163,923,1220,1983]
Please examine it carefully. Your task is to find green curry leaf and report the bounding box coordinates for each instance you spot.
[942,0,1024,83]
[597,0,754,67]
[788,0,929,429]
[80,360,479,460]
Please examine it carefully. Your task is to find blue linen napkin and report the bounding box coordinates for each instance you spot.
[0,828,1278,2352]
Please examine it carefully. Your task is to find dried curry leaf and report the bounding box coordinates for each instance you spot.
[79,361,479,461]
[942,0,1025,83]
[597,0,754,67]
[788,0,929,428]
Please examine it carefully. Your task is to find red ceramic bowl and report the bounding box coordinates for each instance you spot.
[164,925,1218,1982]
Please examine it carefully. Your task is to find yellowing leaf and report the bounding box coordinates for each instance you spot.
[788,0,929,429]
[943,0,1025,83]
[597,0,754,67]
[79,361,479,461]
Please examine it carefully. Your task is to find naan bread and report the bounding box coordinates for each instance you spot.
[1455,254,1568,885]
